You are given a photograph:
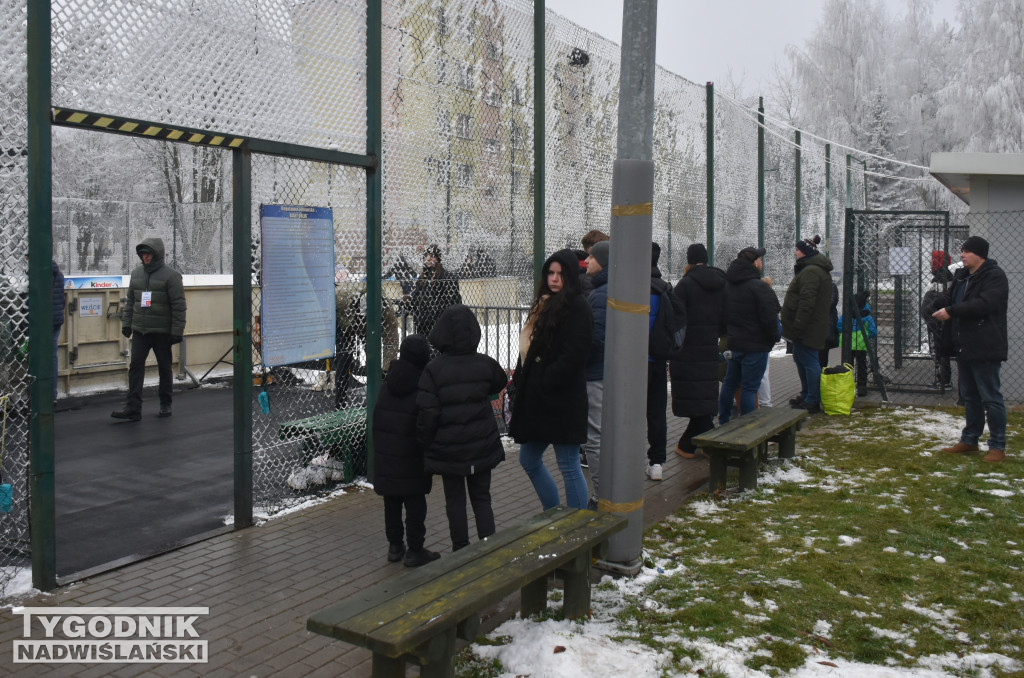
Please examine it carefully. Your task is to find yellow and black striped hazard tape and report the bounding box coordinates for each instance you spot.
[52,108,246,149]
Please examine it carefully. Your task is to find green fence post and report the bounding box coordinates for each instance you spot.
[366,0,383,481]
[232,148,253,529]
[706,82,714,265]
[825,143,831,250]
[757,96,764,249]
[795,130,801,242]
[533,0,546,285]
[27,0,56,591]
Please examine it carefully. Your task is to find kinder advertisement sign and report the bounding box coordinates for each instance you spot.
[64,276,126,290]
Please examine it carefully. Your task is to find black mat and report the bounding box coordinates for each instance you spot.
[54,385,233,577]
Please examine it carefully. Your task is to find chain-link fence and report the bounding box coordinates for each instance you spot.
[0,0,980,594]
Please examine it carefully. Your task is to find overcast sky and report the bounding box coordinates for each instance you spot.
[545,0,959,95]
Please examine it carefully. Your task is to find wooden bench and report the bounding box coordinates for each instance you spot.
[307,506,627,678]
[278,407,367,481]
[693,406,809,492]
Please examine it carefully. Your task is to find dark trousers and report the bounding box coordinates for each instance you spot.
[678,415,715,454]
[646,361,667,465]
[852,350,868,394]
[333,351,357,409]
[382,494,427,551]
[127,332,173,413]
[441,471,494,550]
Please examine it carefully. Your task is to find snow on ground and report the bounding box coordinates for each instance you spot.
[0,568,37,606]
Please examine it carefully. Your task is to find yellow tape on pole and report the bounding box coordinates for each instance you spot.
[597,498,643,513]
[607,297,649,315]
[611,201,653,217]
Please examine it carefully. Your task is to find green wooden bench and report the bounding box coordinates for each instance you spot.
[694,406,809,492]
[278,407,367,482]
[307,506,627,678]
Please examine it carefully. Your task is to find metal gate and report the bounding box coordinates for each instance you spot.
[843,210,968,394]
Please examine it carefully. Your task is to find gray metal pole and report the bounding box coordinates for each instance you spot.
[598,0,657,573]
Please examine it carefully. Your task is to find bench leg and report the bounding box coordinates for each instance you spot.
[708,450,727,492]
[420,626,457,678]
[778,425,797,459]
[521,576,548,618]
[738,450,758,491]
[371,653,405,678]
[559,552,591,620]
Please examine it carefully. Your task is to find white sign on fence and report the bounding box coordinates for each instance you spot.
[78,297,103,317]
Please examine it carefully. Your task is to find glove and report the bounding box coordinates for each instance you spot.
[121,327,132,338]
[169,334,183,345]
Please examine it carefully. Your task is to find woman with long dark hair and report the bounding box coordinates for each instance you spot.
[508,249,593,509]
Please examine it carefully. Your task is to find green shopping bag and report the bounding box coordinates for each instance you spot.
[820,363,855,415]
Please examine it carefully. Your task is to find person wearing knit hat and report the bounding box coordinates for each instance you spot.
[686,242,708,265]
[409,243,462,337]
[590,240,610,270]
[932,234,1008,463]
[780,234,833,413]
[582,240,610,503]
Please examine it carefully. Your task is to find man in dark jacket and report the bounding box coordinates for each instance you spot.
[582,240,609,501]
[719,247,781,424]
[781,235,833,413]
[112,238,186,421]
[671,243,727,458]
[646,243,675,481]
[417,304,508,550]
[408,244,462,338]
[932,236,1008,463]
[371,334,438,567]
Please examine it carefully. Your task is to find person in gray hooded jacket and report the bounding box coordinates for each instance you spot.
[112,238,186,421]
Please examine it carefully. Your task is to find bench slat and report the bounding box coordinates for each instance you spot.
[693,407,807,451]
[364,515,624,655]
[307,506,581,634]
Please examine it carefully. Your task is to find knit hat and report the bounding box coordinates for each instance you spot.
[961,236,989,259]
[590,240,610,269]
[686,243,708,265]
[854,290,870,310]
[739,246,766,263]
[931,250,951,273]
[796,235,821,256]
[399,333,431,368]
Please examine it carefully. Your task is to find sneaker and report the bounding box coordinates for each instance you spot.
[793,401,822,414]
[983,449,1005,463]
[110,409,141,421]
[646,463,663,481]
[941,442,980,455]
[403,548,440,568]
[158,405,172,418]
[579,450,589,468]
[387,542,405,563]
[587,496,599,511]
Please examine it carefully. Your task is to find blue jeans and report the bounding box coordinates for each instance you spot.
[518,441,589,510]
[957,359,1006,450]
[792,342,821,405]
[719,351,769,424]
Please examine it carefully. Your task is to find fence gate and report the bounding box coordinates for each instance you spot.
[844,210,967,394]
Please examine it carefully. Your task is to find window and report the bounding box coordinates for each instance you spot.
[485,138,499,155]
[512,82,525,106]
[456,211,471,231]
[437,109,450,135]
[511,169,520,195]
[485,41,499,61]
[484,185,496,199]
[437,8,448,39]
[436,57,448,84]
[456,163,472,188]
[455,113,473,139]
[510,124,523,149]
[484,87,501,107]
[457,63,474,90]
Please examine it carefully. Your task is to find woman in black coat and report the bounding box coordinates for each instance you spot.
[371,334,437,566]
[509,249,593,510]
[669,244,727,458]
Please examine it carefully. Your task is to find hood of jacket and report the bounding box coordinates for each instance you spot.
[136,237,166,274]
[428,303,480,355]
[590,268,608,289]
[794,251,833,276]
[383,357,423,397]
[685,263,727,292]
[724,258,762,285]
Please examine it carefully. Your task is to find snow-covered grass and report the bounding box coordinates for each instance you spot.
[459,405,1024,677]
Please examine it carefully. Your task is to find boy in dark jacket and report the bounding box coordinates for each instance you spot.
[371,334,440,568]
[417,304,508,551]
[837,290,878,397]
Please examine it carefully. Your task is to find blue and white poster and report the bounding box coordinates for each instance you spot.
[259,205,336,367]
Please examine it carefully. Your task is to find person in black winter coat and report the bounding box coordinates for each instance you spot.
[417,304,509,551]
[719,247,781,424]
[372,334,439,567]
[509,249,593,510]
[920,250,954,389]
[670,243,727,458]
[408,244,462,338]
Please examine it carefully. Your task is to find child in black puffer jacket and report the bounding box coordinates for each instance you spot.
[417,304,508,552]
[371,334,440,568]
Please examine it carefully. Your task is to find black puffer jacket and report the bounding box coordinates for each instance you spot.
[942,258,1008,362]
[724,257,781,353]
[416,305,508,476]
[123,237,186,336]
[371,338,432,496]
[410,266,462,337]
[669,264,727,418]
